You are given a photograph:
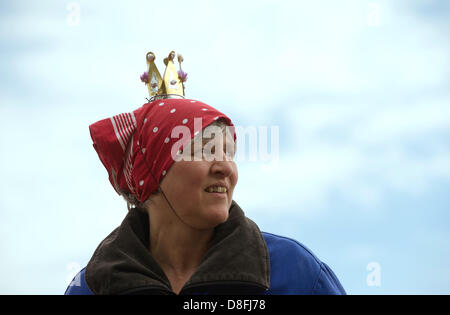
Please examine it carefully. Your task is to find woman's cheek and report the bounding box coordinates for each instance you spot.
[232,163,238,186]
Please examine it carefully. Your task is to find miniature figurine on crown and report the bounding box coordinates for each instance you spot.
[140,51,187,101]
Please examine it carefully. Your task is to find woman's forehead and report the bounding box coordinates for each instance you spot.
[185,130,235,153]
[199,131,235,146]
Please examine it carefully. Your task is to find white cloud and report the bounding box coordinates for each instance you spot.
[354,99,450,144]
[235,92,450,217]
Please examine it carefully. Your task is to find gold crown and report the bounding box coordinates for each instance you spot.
[140,51,187,100]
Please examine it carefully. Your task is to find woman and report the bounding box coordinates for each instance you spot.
[65,96,346,295]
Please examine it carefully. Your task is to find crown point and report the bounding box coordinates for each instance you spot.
[164,51,176,66]
[146,52,155,63]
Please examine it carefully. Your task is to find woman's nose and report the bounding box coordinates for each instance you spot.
[210,154,234,177]
[213,163,232,176]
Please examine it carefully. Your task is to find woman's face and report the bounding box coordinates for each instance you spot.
[158,132,238,230]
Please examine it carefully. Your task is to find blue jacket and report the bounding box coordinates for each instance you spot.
[65,201,345,295]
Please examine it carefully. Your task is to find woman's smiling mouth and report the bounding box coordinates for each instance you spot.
[204,186,227,199]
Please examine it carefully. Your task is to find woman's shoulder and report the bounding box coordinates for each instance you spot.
[261,231,346,294]
[261,231,322,274]
[261,232,321,262]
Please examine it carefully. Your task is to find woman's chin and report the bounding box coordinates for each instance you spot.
[196,206,230,229]
[212,208,230,225]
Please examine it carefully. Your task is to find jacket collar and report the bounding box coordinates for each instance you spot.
[85,200,270,295]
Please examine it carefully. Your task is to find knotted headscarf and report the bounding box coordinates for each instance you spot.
[89,98,235,204]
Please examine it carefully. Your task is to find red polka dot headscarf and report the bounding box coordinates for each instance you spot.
[89,98,236,204]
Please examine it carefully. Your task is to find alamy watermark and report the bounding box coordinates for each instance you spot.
[366,262,381,287]
[168,117,279,163]
[66,2,81,27]
[366,3,381,27]
[66,262,82,287]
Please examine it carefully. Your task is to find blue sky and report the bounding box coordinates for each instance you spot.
[0,0,449,294]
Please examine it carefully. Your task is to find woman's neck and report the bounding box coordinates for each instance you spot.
[150,222,214,273]
[145,201,214,277]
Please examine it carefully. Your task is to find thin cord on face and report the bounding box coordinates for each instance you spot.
[139,143,187,224]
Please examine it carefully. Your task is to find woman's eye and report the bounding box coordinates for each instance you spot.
[193,142,235,160]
